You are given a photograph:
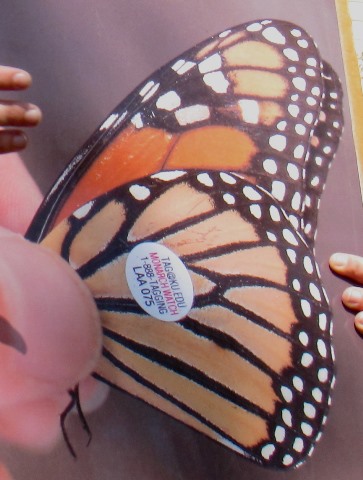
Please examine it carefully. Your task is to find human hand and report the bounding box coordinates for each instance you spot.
[0,67,105,479]
[0,66,42,153]
[329,253,363,335]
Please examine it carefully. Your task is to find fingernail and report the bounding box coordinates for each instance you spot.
[330,253,347,268]
[24,106,42,124]
[12,71,32,88]
[344,287,362,307]
[12,133,27,149]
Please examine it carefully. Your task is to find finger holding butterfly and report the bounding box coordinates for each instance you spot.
[0,463,14,480]
[0,153,105,453]
[330,253,363,334]
[0,65,42,153]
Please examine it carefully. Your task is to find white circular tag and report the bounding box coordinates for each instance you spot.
[125,242,194,321]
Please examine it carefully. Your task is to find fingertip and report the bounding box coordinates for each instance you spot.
[0,131,28,154]
[342,287,363,309]
[329,252,348,271]
[354,312,363,335]
[24,104,42,125]
[12,70,32,89]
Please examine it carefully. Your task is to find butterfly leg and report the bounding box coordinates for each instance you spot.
[60,384,92,458]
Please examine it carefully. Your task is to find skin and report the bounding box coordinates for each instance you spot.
[0,66,106,479]
[329,253,363,335]
[0,66,42,153]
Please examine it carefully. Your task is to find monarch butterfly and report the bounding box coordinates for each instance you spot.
[26,19,343,469]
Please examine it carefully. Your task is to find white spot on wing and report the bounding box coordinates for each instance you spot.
[307,96,317,106]
[267,232,277,242]
[295,123,306,135]
[310,283,322,301]
[304,112,314,124]
[318,368,328,383]
[238,99,259,124]
[156,91,181,111]
[174,105,210,126]
[172,60,196,75]
[100,113,119,131]
[304,403,316,419]
[272,181,286,201]
[307,57,318,67]
[283,228,298,245]
[203,71,229,93]
[294,145,305,159]
[291,192,301,211]
[263,158,277,174]
[282,409,292,427]
[261,444,275,459]
[312,387,323,402]
[223,193,235,205]
[319,313,327,331]
[269,205,281,222]
[243,186,262,201]
[151,171,186,181]
[283,455,294,466]
[247,22,262,32]
[286,248,297,263]
[303,256,314,274]
[262,26,286,44]
[269,134,287,152]
[301,299,312,317]
[293,438,304,452]
[301,352,313,367]
[73,201,94,219]
[139,80,156,97]
[301,422,313,436]
[298,39,309,48]
[293,279,301,291]
[293,376,304,392]
[220,172,237,184]
[131,113,144,129]
[219,29,231,37]
[317,339,327,358]
[287,163,300,180]
[142,82,160,102]
[197,173,213,187]
[277,120,287,131]
[250,204,262,218]
[293,77,307,91]
[311,86,321,96]
[299,331,309,346]
[275,426,285,442]
[283,48,299,61]
[281,386,293,402]
[288,104,300,118]
[305,68,316,77]
[198,54,222,73]
[129,184,151,200]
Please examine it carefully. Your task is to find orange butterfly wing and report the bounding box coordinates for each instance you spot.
[26,19,343,469]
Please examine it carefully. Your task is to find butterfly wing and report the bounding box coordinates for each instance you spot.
[40,170,334,468]
[26,19,343,245]
[26,18,343,469]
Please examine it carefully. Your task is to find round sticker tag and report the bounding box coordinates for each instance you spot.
[125,242,194,321]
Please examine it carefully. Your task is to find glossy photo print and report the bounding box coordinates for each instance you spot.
[0,1,362,480]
